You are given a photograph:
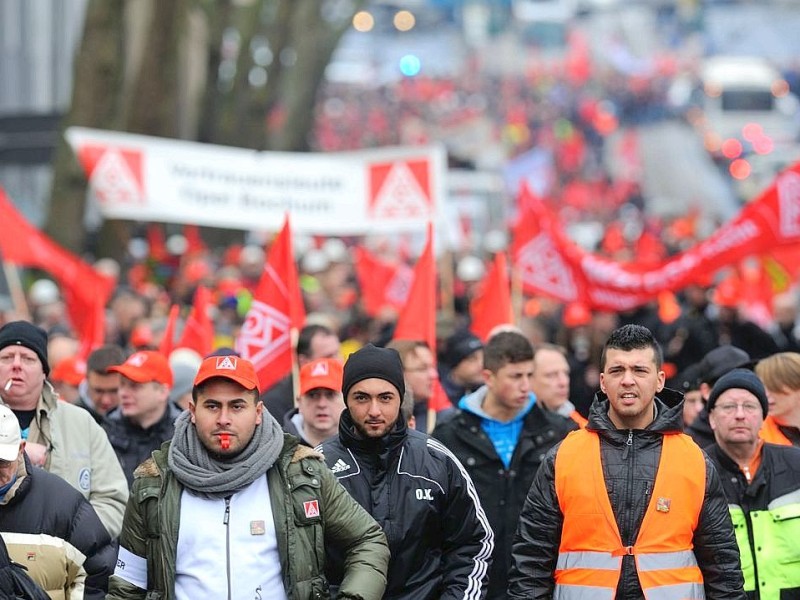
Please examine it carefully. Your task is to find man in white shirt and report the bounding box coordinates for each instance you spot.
[108,354,388,600]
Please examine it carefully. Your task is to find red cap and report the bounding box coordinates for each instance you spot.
[563,302,592,328]
[50,356,87,386]
[193,355,260,393]
[109,351,173,386]
[299,358,343,396]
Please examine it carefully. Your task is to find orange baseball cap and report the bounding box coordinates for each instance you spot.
[50,356,87,386]
[193,355,260,393]
[299,358,343,396]
[109,351,173,386]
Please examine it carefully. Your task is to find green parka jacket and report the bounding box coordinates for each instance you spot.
[106,434,389,600]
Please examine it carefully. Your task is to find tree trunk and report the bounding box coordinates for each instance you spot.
[45,0,125,254]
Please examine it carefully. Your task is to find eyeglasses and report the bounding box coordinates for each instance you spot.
[714,402,762,415]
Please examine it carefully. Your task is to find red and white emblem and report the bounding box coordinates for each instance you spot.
[517,233,577,301]
[235,300,291,370]
[368,159,433,219]
[303,500,320,518]
[778,171,800,238]
[77,143,144,206]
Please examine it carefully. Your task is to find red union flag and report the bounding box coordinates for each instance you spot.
[236,216,305,392]
[353,246,413,316]
[368,159,433,219]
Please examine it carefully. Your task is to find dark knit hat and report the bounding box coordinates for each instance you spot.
[0,320,50,375]
[443,329,483,368]
[707,368,768,416]
[342,344,405,400]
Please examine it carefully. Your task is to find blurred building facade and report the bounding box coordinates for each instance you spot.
[0,0,88,225]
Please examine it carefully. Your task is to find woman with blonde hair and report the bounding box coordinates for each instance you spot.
[754,352,800,446]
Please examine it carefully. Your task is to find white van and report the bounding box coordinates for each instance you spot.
[700,55,799,147]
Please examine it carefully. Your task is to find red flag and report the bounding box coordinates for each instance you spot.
[146,224,168,262]
[470,252,513,342]
[236,216,305,392]
[353,246,412,317]
[183,224,207,256]
[0,188,114,354]
[177,286,214,356]
[159,304,180,357]
[394,224,436,345]
[392,225,450,411]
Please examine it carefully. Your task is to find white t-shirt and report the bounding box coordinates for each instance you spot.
[175,475,288,600]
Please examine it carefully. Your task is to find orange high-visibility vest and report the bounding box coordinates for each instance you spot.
[553,429,707,600]
[759,415,793,446]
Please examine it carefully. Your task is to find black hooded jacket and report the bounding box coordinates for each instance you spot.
[508,389,746,600]
[318,409,494,600]
[0,453,117,600]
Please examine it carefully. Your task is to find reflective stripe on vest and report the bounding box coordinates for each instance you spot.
[554,429,707,600]
[759,416,792,446]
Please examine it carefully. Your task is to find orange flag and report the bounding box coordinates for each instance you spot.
[469,252,512,342]
[159,304,180,357]
[176,286,214,356]
[236,215,306,393]
[392,224,450,411]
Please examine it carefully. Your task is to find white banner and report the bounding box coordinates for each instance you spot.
[65,127,447,234]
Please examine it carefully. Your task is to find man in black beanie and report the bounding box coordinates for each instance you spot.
[706,368,800,598]
[0,320,128,538]
[318,343,494,600]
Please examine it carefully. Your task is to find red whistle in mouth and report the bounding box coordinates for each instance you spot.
[219,433,231,450]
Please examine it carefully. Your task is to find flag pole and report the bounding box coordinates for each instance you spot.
[290,327,300,408]
[510,256,524,327]
[2,260,30,320]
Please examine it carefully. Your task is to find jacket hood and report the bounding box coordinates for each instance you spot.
[587,387,685,436]
[459,385,535,423]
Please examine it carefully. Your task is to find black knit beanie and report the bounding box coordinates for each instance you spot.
[342,344,405,400]
[707,368,768,416]
[0,321,50,375]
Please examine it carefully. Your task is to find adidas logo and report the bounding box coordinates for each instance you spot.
[331,459,351,474]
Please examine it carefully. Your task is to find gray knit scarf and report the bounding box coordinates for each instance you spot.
[168,410,285,499]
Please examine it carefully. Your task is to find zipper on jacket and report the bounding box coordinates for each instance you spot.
[224,496,232,600]
[624,429,635,547]
[622,430,633,460]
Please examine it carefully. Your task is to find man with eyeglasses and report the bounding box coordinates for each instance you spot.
[706,368,800,599]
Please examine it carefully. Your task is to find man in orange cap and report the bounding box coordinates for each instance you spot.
[108,354,389,600]
[283,357,345,447]
[102,350,181,486]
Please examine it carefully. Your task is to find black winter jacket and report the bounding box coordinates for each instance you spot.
[319,409,494,600]
[0,453,117,600]
[508,389,746,600]
[432,392,577,600]
[103,401,182,486]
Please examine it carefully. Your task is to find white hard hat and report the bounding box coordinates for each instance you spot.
[29,279,60,305]
[456,256,485,283]
[302,249,330,274]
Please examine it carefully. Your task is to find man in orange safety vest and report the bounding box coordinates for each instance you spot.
[508,324,746,600]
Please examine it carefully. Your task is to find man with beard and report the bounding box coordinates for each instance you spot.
[319,344,494,600]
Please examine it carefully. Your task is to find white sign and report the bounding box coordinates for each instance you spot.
[65,127,447,234]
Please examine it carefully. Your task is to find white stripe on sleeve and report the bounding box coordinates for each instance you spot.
[114,546,148,589]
